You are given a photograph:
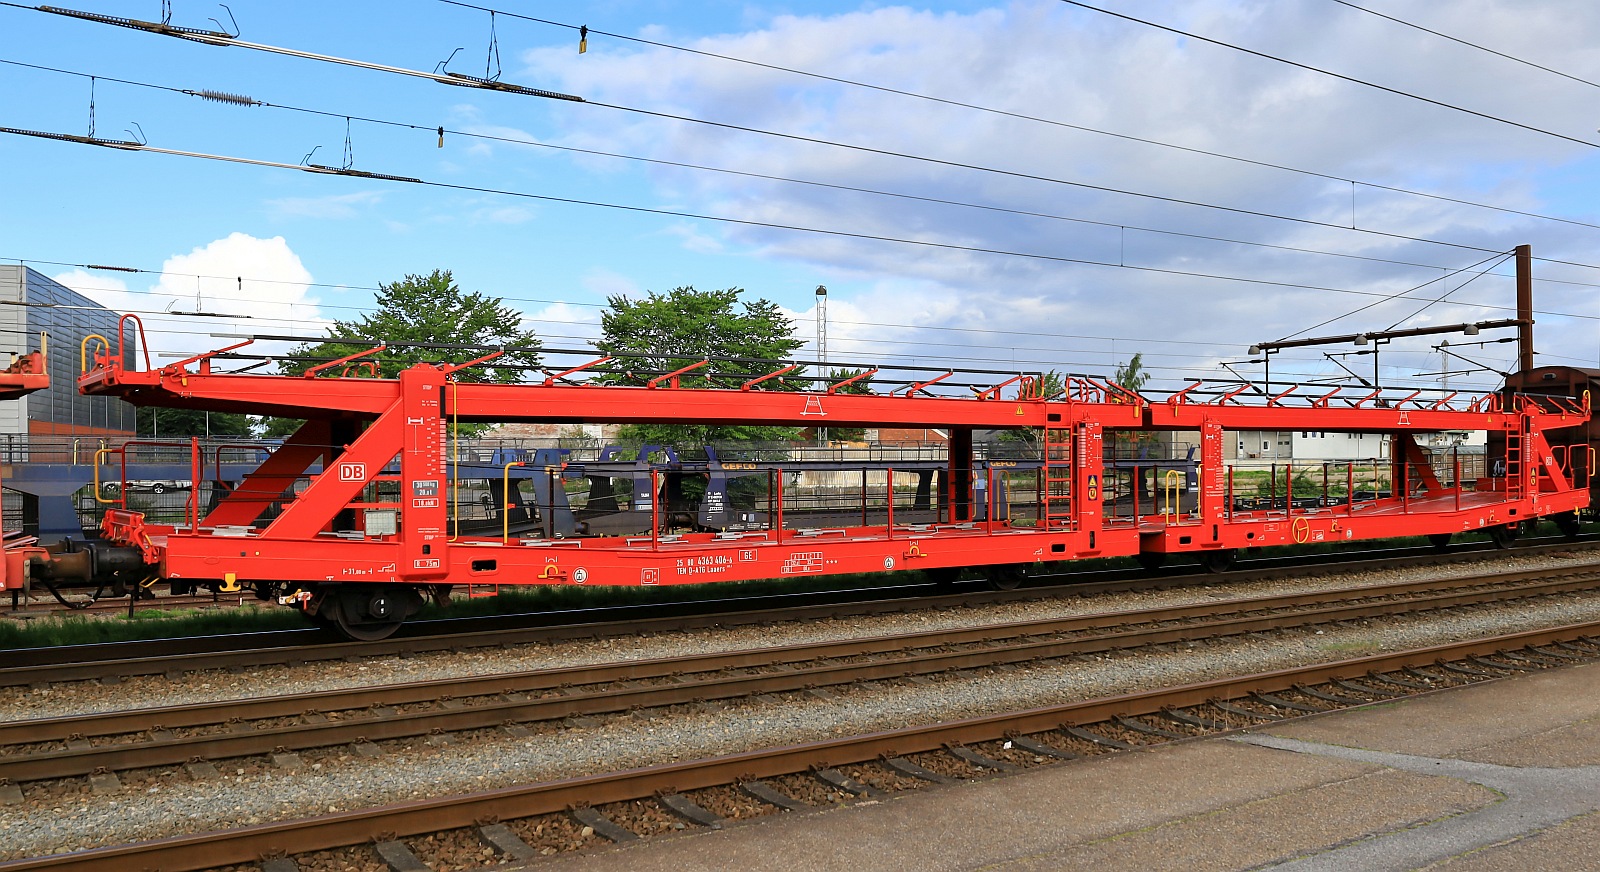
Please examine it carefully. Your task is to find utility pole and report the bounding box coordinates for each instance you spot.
[1515,243,1534,373]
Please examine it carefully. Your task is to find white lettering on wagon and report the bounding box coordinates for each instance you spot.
[676,553,733,577]
[781,551,826,574]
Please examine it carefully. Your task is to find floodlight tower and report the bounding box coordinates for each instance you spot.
[816,285,828,444]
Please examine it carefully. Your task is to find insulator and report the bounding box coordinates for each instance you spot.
[192,90,260,107]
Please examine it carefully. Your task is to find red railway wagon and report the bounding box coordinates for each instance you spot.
[1501,366,1597,524]
[35,318,1593,640]
[1141,379,1591,567]
[2,339,53,595]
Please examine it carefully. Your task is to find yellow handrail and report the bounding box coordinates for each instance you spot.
[92,447,119,505]
[1162,470,1183,521]
[502,461,524,543]
[79,334,109,373]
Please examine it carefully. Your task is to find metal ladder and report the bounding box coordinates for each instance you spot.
[1503,425,1525,499]
[1041,423,1074,530]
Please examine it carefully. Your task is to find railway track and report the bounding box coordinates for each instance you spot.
[2,563,1596,787]
[2,589,244,620]
[3,616,1596,872]
[5,535,1594,685]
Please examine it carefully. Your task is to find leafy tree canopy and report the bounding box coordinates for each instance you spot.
[999,369,1065,452]
[281,270,541,381]
[138,407,256,438]
[818,367,875,442]
[1113,353,1150,393]
[266,270,541,438]
[600,286,803,448]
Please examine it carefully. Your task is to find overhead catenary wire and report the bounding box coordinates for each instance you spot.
[1056,0,1599,150]
[0,1,584,102]
[2,271,1521,390]
[9,19,1600,277]
[7,57,1600,288]
[17,258,1568,363]
[0,12,1580,374]
[430,0,1600,235]
[10,127,1595,331]
[1276,250,1516,341]
[1327,0,1600,91]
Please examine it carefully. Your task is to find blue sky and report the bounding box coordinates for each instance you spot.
[2,0,1598,393]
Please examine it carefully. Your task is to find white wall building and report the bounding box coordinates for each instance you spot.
[1231,429,1483,463]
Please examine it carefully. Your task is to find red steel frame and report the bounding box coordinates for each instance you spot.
[2,340,52,593]
[76,328,1145,593]
[71,325,1592,600]
[1140,383,1592,556]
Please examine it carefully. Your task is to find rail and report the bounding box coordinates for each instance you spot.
[9,618,1599,872]
[5,567,1593,783]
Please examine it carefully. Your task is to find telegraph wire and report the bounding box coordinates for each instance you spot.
[1328,0,1600,90]
[1056,0,1598,150]
[433,0,1600,235]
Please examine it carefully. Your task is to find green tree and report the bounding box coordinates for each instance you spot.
[1107,354,1155,458]
[818,367,874,442]
[998,370,1066,455]
[599,286,803,448]
[138,407,256,438]
[281,270,541,380]
[1112,353,1150,393]
[266,270,541,437]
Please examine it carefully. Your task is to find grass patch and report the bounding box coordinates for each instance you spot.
[0,605,310,650]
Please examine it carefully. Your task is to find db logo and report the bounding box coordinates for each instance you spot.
[338,462,365,482]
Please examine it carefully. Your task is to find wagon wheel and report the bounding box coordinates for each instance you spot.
[1488,523,1517,550]
[329,585,410,641]
[1553,511,1581,540]
[1199,549,1236,574]
[924,566,962,588]
[985,564,1026,591]
[1427,533,1452,552]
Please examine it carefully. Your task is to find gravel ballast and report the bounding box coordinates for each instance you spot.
[1,549,1598,860]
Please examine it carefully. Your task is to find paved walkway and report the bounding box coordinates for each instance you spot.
[523,661,1600,871]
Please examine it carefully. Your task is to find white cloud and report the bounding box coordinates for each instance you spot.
[55,233,325,361]
[512,1,1600,388]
